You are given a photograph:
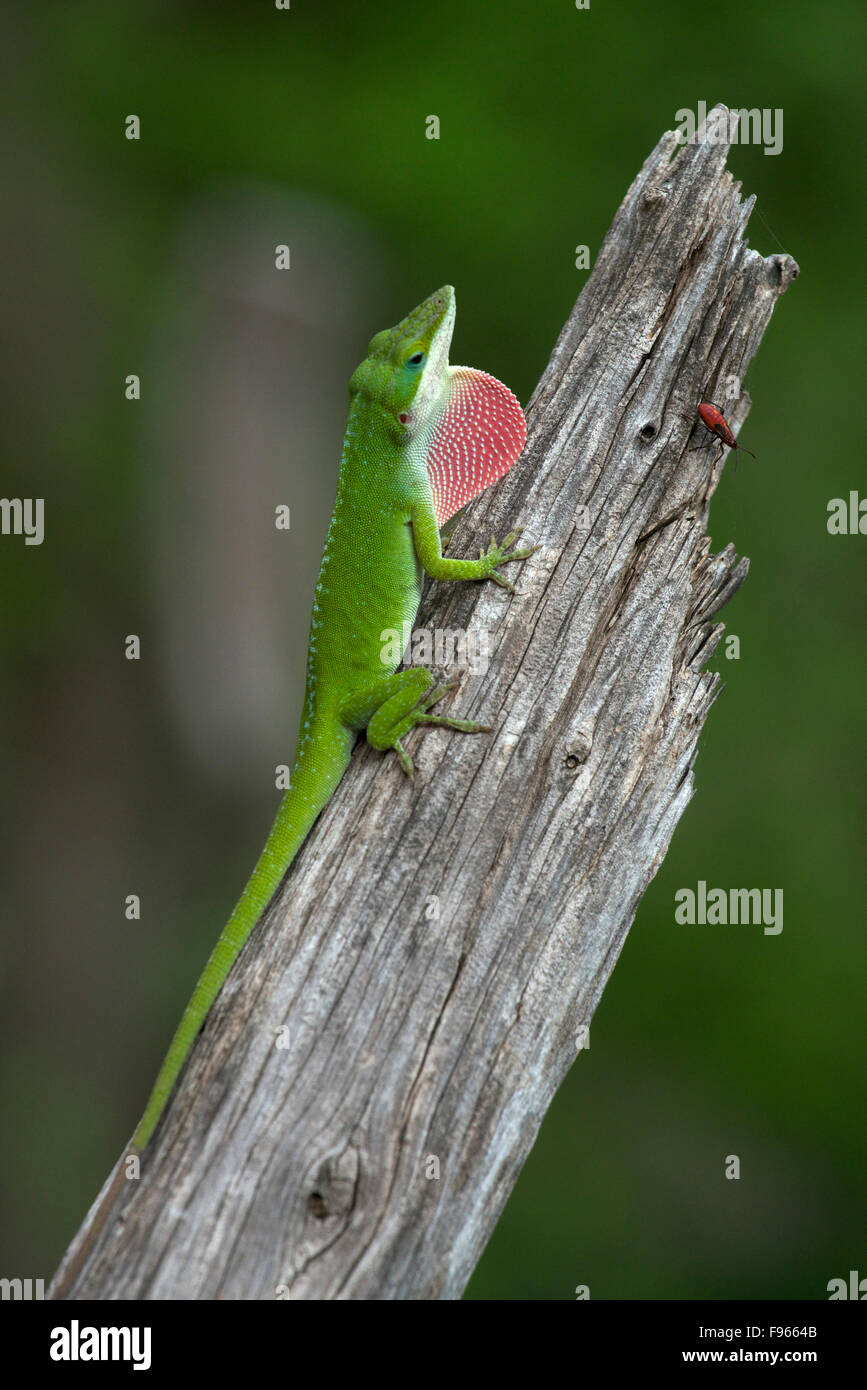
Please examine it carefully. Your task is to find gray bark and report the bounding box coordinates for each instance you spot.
[51,107,798,1301]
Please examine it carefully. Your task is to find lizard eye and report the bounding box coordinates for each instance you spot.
[407,351,425,367]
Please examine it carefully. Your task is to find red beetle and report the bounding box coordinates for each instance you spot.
[697,402,756,460]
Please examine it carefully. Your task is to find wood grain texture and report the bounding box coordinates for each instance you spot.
[52,107,798,1301]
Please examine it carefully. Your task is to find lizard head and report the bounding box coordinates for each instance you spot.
[349,286,456,440]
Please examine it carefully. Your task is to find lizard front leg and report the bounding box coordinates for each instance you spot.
[411,501,538,594]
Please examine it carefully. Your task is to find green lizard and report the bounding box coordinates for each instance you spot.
[132,284,534,1153]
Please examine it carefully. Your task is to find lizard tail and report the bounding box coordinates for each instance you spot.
[131,714,354,1152]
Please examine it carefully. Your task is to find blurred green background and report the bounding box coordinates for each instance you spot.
[1,0,864,1300]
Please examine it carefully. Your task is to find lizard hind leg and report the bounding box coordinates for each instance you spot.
[342,669,490,783]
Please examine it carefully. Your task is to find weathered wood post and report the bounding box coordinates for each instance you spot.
[52,107,797,1300]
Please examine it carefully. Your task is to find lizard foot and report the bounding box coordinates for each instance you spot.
[479,527,540,593]
[412,678,491,735]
